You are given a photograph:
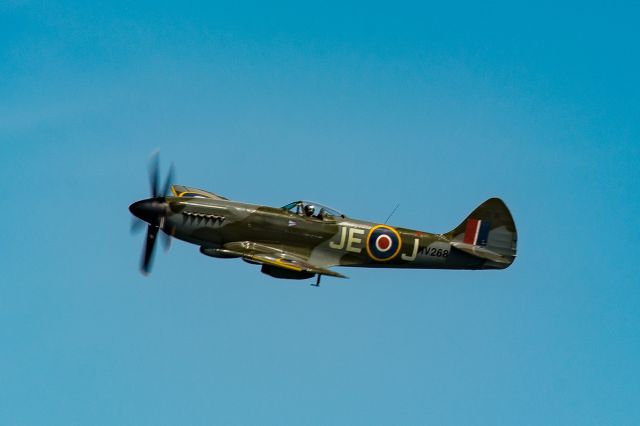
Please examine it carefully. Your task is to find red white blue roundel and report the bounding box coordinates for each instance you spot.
[366,225,402,262]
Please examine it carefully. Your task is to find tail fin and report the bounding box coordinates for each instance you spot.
[445,198,517,267]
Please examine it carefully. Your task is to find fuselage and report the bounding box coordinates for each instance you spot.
[160,197,488,270]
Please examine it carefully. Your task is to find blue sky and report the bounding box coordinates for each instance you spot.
[1,1,639,425]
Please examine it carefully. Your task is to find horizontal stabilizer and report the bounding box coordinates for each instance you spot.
[450,242,512,265]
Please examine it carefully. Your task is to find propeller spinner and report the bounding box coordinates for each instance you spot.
[129,153,174,275]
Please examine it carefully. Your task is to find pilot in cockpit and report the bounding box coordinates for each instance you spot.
[283,200,344,221]
[304,204,316,217]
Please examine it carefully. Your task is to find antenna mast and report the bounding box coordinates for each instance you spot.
[384,203,400,224]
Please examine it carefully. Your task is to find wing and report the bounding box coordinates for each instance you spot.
[224,241,347,278]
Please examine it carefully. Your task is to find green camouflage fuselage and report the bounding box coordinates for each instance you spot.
[162,197,509,271]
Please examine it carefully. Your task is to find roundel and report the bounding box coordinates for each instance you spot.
[366,225,402,262]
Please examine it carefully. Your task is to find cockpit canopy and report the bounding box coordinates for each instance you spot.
[281,201,346,220]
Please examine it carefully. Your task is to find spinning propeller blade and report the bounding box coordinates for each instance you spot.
[130,217,146,234]
[142,225,159,275]
[162,163,174,198]
[131,153,175,275]
[160,231,172,252]
[149,152,160,198]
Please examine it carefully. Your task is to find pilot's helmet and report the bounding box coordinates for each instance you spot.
[304,204,315,216]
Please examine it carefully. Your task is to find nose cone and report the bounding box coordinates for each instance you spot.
[129,198,167,224]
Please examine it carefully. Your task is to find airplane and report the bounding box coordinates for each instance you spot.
[129,156,517,285]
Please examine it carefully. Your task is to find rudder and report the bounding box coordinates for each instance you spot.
[445,198,517,264]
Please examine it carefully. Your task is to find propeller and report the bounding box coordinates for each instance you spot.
[148,152,175,199]
[130,152,175,275]
[131,217,146,233]
[141,225,159,275]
